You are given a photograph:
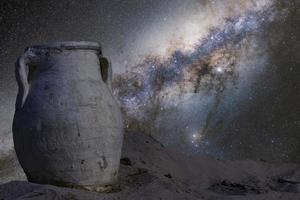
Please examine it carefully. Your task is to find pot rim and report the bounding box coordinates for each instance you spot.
[26,41,101,51]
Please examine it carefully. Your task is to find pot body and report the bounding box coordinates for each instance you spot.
[12,42,123,189]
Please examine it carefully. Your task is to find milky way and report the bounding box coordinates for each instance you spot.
[113,0,299,160]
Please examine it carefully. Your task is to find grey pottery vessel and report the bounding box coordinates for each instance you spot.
[12,41,124,190]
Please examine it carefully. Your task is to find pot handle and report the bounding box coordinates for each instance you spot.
[100,57,112,91]
[15,53,30,110]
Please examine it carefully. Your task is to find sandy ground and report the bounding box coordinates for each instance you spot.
[0,131,299,200]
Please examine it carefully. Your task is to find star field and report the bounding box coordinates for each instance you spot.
[0,0,299,163]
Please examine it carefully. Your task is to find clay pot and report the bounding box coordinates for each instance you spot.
[12,41,123,190]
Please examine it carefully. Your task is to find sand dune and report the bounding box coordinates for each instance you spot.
[0,131,299,199]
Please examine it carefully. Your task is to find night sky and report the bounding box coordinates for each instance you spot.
[0,0,299,163]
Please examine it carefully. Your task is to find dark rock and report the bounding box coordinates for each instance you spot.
[164,174,172,179]
[208,179,264,195]
[120,158,132,166]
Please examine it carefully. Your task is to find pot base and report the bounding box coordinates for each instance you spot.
[81,185,120,193]
[27,177,120,193]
